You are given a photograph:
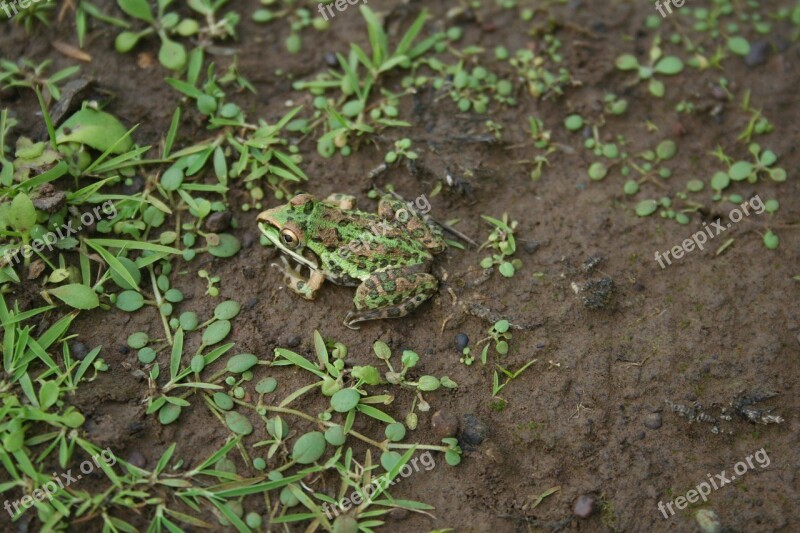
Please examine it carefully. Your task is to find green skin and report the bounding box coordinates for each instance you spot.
[257,193,446,329]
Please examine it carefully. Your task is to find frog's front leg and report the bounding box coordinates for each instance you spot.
[344,267,438,329]
[272,257,325,300]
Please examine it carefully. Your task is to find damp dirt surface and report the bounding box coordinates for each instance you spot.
[2,0,799,532]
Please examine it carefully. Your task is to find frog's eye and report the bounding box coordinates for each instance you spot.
[280,228,300,249]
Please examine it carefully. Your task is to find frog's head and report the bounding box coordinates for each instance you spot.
[257,194,319,267]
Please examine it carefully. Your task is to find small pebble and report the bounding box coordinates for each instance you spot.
[460,414,488,447]
[744,40,770,67]
[388,507,409,521]
[205,211,232,233]
[573,494,596,518]
[644,413,662,430]
[122,176,144,195]
[286,336,302,348]
[127,451,146,468]
[523,241,540,254]
[431,410,459,440]
[245,297,259,310]
[455,333,469,351]
[242,231,257,249]
[324,52,338,68]
[70,341,89,360]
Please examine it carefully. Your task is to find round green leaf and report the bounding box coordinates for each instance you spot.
[213,393,234,411]
[654,56,684,75]
[127,332,149,349]
[564,115,584,131]
[138,347,156,364]
[588,162,608,181]
[499,262,515,277]
[331,388,360,413]
[115,290,144,312]
[763,231,779,249]
[623,180,639,195]
[214,300,241,320]
[225,411,253,435]
[159,38,187,70]
[10,193,36,233]
[727,36,751,56]
[202,320,231,345]
[227,353,258,373]
[656,140,677,160]
[179,311,199,331]
[385,423,406,442]
[292,431,326,464]
[686,179,704,192]
[615,54,639,70]
[208,234,241,258]
[255,377,277,394]
[635,200,658,217]
[190,354,205,373]
[710,171,730,191]
[417,375,440,392]
[324,425,347,446]
[380,451,402,471]
[159,403,181,425]
[729,161,753,181]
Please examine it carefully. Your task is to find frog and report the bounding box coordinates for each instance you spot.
[257,192,446,329]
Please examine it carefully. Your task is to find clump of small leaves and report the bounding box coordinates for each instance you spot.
[615,38,684,97]
[114,0,239,71]
[479,214,521,277]
[252,0,329,53]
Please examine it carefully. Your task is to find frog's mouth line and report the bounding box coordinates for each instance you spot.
[258,222,320,272]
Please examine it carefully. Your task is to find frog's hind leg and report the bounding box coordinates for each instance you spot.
[344,269,438,329]
[377,196,446,254]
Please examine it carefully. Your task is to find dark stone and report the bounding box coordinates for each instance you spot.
[205,211,232,233]
[460,414,488,447]
[573,494,596,518]
[523,240,540,254]
[455,333,469,351]
[286,336,302,348]
[744,40,771,67]
[122,176,144,195]
[245,297,258,310]
[241,231,256,249]
[70,341,89,360]
[324,52,339,68]
[127,451,146,468]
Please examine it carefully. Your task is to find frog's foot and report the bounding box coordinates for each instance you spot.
[344,270,438,329]
[271,256,325,300]
[377,195,446,254]
[323,193,357,210]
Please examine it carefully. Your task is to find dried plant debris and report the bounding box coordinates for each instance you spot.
[581,255,605,273]
[571,277,615,310]
[666,392,784,434]
[728,392,785,425]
